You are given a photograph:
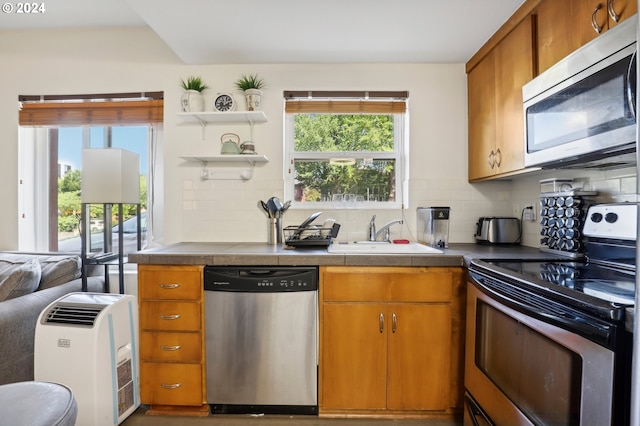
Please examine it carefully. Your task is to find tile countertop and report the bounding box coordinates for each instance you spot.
[128,242,558,267]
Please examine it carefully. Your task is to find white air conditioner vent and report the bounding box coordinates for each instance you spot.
[43,305,104,326]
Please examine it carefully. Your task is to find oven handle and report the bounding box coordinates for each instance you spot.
[468,270,615,349]
[464,393,495,426]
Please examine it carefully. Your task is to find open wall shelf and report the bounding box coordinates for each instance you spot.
[177,111,267,125]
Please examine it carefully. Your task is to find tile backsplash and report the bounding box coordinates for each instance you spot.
[180,167,637,248]
[510,166,638,247]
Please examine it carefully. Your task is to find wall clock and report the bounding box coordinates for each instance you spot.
[213,93,236,112]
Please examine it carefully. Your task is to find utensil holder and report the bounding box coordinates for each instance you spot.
[268,217,282,245]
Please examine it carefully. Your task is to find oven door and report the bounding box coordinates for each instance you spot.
[465,275,616,426]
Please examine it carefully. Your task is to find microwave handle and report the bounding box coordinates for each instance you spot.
[626,50,636,120]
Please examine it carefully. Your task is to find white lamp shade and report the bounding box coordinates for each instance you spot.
[81,148,140,204]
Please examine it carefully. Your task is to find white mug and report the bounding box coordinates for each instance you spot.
[241,141,256,154]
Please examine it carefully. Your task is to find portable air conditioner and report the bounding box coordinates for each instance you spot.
[35,292,139,426]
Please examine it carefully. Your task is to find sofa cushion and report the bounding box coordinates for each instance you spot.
[0,259,41,302]
[0,253,81,290]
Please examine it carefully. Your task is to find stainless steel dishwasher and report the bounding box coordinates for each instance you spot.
[203,266,318,415]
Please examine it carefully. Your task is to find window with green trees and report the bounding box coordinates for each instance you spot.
[284,91,408,208]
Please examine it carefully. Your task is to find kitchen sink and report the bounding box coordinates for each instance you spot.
[327,242,443,254]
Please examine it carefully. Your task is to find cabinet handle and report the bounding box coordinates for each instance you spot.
[160,314,181,320]
[379,313,384,333]
[607,0,620,22]
[392,312,397,333]
[159,283,180,289]
[592,3,604,34]
[495,148,502,167]
[160,345,182,351]
[487,151,495,169]
[161,383,182,390]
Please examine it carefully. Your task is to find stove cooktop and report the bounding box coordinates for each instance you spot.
[486,259,635,306]
[471,203,637,321]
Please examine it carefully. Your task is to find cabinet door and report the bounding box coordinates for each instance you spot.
[387,303,452,411]
[321,303,387,410]
[467,48,497,181]
[493,14,534,176]
[537,0,581,74]
[537,0,638,74]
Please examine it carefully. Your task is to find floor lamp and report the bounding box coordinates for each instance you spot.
[81,148,140,293]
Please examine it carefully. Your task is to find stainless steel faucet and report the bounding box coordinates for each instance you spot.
[368,215,403,242]
[368,215,377,241]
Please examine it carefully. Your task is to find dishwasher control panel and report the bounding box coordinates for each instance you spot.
[204,266,318,292]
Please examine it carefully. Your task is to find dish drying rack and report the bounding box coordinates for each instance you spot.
[284,223,341,248]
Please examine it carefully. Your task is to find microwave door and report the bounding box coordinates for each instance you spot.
[524,52,636,168]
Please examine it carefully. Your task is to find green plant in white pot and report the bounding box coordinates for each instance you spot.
[180,76,209,112]
[234,74,265,111]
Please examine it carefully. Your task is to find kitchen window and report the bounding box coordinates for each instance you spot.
[284,91,409,209]
[17,93,163,254]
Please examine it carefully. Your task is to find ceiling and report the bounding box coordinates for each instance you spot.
[0,0,526,64]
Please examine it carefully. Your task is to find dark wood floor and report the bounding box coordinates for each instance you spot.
[121,407,463,426]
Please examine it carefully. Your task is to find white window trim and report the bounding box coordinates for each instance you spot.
[283,112,409,210]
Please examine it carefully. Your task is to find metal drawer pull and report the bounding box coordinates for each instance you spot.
[159,283,180,289]
[160,314,181,320]
[591,3,603,34]
[379,313,384,333]
[392,312,397,333]
[160,345,181,351]
[161,383,182,390]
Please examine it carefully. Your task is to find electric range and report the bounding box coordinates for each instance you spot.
[465,203,636,426]
[470,203,636,322]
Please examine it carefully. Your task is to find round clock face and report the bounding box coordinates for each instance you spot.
[214,93,235,112]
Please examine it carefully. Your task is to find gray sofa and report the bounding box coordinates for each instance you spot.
[0,253,104,385]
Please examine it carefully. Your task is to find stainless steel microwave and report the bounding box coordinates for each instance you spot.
[523,16,637,169]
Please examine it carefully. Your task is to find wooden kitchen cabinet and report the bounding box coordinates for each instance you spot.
[467,47,496,180]
[467,15,534,181]
[536,0,637,73]
[138,264,209,416]
[319,266,465,418]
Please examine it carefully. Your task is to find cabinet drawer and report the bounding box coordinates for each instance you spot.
[140,362,203,406]
[322,267,454,302]
[140,332,202,363]
[138,265,202,301]
[140,301,201,331]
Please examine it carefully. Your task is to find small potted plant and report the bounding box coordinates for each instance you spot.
[234,73,265,111]
[180,76,209,112]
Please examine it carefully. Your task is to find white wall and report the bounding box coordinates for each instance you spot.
[1,26,635,250]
